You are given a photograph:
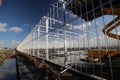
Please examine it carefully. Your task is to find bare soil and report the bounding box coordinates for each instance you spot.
[17,51,94,80]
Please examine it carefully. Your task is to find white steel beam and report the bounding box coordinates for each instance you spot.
[46,18,49,60]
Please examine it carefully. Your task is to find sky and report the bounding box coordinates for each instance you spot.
[0,0,57,48]
[0,0,119,49]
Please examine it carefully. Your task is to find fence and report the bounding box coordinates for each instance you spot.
[17,0,120,79]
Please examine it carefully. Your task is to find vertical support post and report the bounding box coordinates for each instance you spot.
[37,26,40,57]
[29,42,30,55]
[57,30,59,54]
[29,36,31,55]
[32,32,34,56]
[33,32,35,56]
[46,17,49,60]
[30,34,32,55]
[62,1,67,67]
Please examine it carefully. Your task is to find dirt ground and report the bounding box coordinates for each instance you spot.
[17,51,94,80]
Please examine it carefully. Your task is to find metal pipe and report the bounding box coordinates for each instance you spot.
[46,18,49,60]
[62,1,68,67]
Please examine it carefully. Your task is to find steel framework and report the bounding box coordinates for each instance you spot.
[17,0,120,79]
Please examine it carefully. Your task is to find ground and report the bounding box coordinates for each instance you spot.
[0,49,14,64]
[17,51,94,80]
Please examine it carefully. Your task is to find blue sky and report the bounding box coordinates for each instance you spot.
[0,0,56,48]
[0,0,119,49]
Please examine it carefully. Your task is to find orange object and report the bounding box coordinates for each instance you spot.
[103,16,120,40]
[88,49,119,58]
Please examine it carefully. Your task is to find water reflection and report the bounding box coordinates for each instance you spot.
[0,58,17,80]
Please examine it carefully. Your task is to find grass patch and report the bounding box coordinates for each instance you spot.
[0,49,14,64]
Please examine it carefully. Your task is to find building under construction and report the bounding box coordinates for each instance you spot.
[17,0,120,80]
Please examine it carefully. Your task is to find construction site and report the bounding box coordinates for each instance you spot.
[3,0,120,80]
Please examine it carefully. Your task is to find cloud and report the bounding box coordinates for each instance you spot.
[0,23,7,32]
[0,22,23,33]
[0,40,20,48]
[9,27,23,32]
[11,40,20,45]
[70,21,91,30]
[0,40,4,45]
[24,24,33,27]
[118,32,120,35]
[11,40,21,48]
[24,24,30,27]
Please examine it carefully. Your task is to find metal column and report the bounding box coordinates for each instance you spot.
[37,25,40,57]
[62,1,68,67]
[46,17,49,60]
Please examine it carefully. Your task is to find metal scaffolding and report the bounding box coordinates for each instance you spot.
[17,0,120,79]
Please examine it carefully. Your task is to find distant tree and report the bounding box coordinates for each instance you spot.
[2,47,8,50]
[4,47,8,49]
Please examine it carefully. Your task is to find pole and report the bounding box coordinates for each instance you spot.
[46,18,49,60]
[32,32,35,56]
[37,26,40,57]
[62,1,67,67]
